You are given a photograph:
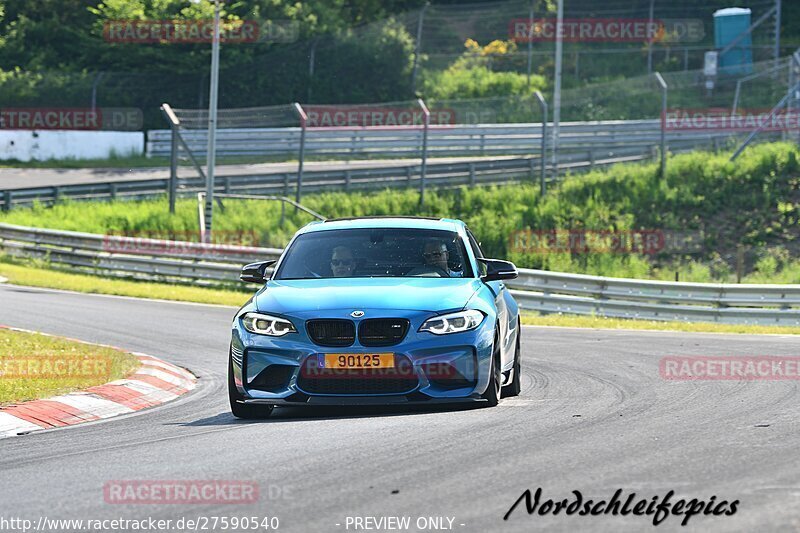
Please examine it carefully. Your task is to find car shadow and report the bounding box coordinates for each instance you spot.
[181,402,486,427]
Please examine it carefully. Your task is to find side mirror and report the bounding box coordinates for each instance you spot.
[240,260,277,284]
[478,259,518,282]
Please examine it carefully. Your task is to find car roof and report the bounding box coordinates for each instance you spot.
[298,216,465,234]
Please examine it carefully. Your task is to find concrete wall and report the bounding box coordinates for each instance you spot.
[0,130,144,162]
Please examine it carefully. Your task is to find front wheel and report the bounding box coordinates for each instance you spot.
[228,356,274,419]
[481,329,502,407]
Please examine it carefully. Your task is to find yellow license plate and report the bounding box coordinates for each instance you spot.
[324,353,394,369]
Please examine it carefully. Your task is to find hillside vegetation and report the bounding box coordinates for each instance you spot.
[2,142,798,283]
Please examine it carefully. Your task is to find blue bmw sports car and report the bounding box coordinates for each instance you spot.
[228,216,521,418]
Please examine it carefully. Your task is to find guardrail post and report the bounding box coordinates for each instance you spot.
[110,183,117,200]
[589,150,595,170]
[345,170,351,192]
[406,167,412,186]
[293,103,308,209]
[654,72,668,177]
[469,163,476,186]
[52,186,60,205]
[2,191,10,212]
[224,177,231,194]
[417,98,430,206]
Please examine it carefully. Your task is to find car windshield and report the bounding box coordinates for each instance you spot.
[274,228,473,280]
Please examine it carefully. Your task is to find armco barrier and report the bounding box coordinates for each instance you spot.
[1,223,798,325]
[0,151,651,210]
[145,120,739,159]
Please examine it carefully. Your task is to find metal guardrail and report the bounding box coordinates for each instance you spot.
[146,120,739,159]
[1,223,798,325]
[1,150,657,211]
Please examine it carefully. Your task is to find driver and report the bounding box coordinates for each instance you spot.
[423,239,450,272]
[408,239,459,277]
[330,245,356,277]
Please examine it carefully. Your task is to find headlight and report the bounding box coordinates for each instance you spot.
[241,312,297,336]
[419,310,485,335]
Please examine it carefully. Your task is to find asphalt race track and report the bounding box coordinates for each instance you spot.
[1,283,799,532]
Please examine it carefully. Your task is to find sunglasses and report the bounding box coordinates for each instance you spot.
[331,259,354,266]
[423,250,447,259]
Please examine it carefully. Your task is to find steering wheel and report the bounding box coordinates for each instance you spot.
[303,265,323,278]
[430,265,450,277]
[410,265,450,278]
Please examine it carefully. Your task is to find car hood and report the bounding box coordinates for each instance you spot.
[256,277,483,315]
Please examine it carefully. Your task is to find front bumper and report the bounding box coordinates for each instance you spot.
[231,311,495,405]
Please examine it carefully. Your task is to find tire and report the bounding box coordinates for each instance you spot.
[228,356,274,419]
[502,318,522,398]
[481,329,502,407]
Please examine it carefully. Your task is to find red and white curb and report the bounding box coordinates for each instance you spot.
[0,328,196,438]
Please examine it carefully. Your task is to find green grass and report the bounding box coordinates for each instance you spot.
[0,257,796,336]
[0,328,140,405]
[2,142,798,283]
[520,312,800,335]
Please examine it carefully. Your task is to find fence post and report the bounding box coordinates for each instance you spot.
[410,3,428,94]
[731,78,800,160]
[197,192,206,244]
[534,91,548,196]
[293,103,308,208]
[526,0,534,86]
[160,103,181,214]
[654,72,668,177]
[646,0,655,73]
[417,98,430,206]
[736,244,744,283]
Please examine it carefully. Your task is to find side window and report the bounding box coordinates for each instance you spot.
[466,229,486,277]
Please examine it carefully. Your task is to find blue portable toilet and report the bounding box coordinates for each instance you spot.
[714,7,754,75]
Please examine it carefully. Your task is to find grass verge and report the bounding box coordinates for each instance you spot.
[521,312,800,335]
[0,258,796,336]
[0,328,140,405]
